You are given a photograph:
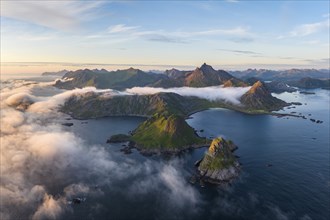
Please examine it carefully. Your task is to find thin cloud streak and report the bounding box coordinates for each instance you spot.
[0,1,105,31]
[88,24,254,44]
[278,18,329,39]
[218,48,261,55]
[108,24,140,34]
[148,35,188,44]
[290,19,329,37]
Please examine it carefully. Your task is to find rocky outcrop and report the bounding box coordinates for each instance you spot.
[198,137,240,183]
[199,164,240,184]
[107,134,131,143]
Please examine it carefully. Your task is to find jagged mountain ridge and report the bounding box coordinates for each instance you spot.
[41,69,69,76]
[229,68,329,81]
[55,68,166,90]
[54,63,246,90]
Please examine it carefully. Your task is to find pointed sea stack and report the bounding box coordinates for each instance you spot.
[240,81,288,112]
[198,137,240,184]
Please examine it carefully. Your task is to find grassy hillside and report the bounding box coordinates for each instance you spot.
[61,92,214,119]
[131,114,209,150]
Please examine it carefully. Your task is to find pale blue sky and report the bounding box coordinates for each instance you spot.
[1,1,329,73]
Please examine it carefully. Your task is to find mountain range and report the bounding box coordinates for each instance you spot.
[53,64,329,92]
[55,63,247,90]
[229,68,329,81]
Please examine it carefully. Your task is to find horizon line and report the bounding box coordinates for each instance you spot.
[1,61,329,71]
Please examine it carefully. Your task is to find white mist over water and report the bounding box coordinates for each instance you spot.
[0,80,207,219]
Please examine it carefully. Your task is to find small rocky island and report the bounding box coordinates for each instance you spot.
[108,113,210,155]
[197,137,240,184]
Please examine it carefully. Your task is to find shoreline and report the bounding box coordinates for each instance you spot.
[113,140,211,156]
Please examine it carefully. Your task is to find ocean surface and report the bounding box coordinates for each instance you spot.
[1,76,329,220]
[65,90,329,220]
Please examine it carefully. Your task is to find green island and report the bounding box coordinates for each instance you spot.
[130,113,209,154]
[61,80,287,155]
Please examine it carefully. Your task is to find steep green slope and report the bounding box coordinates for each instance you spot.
[131,114,209,151]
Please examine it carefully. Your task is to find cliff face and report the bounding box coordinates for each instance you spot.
[240,81,288,112]
[198,137,240,183]
[131,114,208,152]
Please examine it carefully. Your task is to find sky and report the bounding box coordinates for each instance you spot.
[0,0,329,74]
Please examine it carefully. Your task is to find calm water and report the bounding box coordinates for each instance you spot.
[56,89,330,220]
[2,75,328,219]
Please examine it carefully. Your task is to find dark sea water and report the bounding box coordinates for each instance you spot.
[60,89,330,220]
